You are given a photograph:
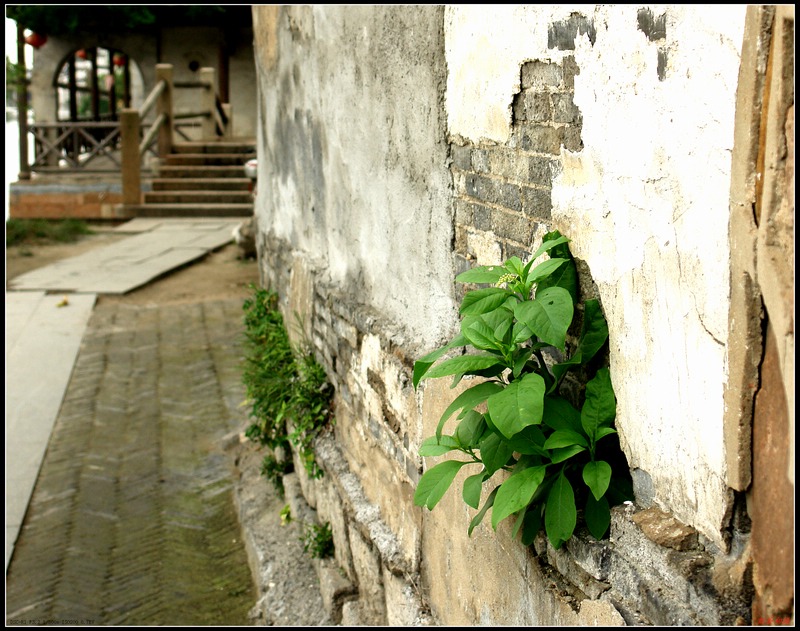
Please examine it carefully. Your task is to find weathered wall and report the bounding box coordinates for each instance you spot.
[252,4,792,626]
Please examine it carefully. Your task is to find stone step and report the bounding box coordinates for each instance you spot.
[171,141,256,154]
[127,203,253,218]
[156,165,249,179]
[164,153,254,166]
[144,190,253,204]
[152,177,252,191]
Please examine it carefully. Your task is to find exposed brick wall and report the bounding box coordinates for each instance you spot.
[452,56,582,275]
[9,190,127,220]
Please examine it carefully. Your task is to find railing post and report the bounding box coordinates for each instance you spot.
[222,103,232,138]
[120,109,141,205]
[155,64,173,156]
[200,67,216,138]
[15,24,31,180]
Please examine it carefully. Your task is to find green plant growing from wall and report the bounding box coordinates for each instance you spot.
[300,521,335,560]
[241,285,333,479]
[413,231,632,549]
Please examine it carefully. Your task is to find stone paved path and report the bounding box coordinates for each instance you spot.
[5,298,256,625]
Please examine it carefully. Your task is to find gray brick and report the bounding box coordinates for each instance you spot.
[563,125,584,152]
[521,186,553,219]
[552,92,582,124]
[514,125,563,155]
[491,209,534,244]
[524,91,553,123]
[563,56,580,90]
[465,174,522,212]
[521,60,564,89]
[451,144,472,170]
[528,156,558,187]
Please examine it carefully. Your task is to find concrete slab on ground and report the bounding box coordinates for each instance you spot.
[7,218,241,294]
[5,291,97,570]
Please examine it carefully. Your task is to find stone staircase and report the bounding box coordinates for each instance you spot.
[129,140,256,217]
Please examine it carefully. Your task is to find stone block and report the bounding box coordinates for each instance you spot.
[348,527,387,625]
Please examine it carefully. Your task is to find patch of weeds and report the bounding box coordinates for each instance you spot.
[280,504,292,526]
[260,453,293,496]
[6,218,94,246]
[301,521,334,559]
[241,284,334,479]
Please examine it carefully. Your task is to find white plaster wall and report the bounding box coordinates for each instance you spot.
[255,6,456,351]
[446,5,746,546]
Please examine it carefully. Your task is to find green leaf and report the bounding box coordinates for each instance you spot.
[542,396,582,433]
[594,426,617,442]
[514,287,574,351]
[543,429,589,450]
[479,431,516,476]
[435,381,503,440]
[582,460,612,500]
[537,258,578,305]
[486,372,546,439]
[456,265,506,285]
[526,258,568,285]
[425,354,505,383]
[413,333,467,389]
[491,465,547,529]
[520,506,543,545]
[545,472,576,549]
[468,487,498,536]
[460,288,513,316]
[462,471,488,509]
[461,318,499,350]
[504,256,525,278]
[575,300,609,364]
[506,425,548,457]
[414,460,468,510]
[549,444,586,464]
[419,435,460,457]
[527,234,571,264]
[454,410,487,448]
[584,494,610,540]
[512,347,534,378]
[581,367,616,440]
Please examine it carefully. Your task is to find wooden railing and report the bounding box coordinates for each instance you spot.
[18,63,232,195]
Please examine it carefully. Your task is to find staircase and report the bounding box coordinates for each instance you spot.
[129,140,256,218]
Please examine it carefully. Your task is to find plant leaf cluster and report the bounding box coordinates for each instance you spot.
[241,285,333,479]
[413,231,632,549]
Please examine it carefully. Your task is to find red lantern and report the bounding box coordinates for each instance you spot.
[76,49,87,59]
[113,54,126,67]
[24,32,47,48]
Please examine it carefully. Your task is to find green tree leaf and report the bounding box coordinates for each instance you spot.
[581,367,616,441]
[542,395,583,433]
[419,435,460,457]
[543,429,589,450]
[582,460,612,500]
[468,487,498,537]
[460,288,513,316]
[436,381,503,440]
[549,445,587,463]
[457,265,507,285]
[479,431,515,475]
[584,494,610,540]
[506,425,548,457]
[454,410,488,448]
[525,258,568,285]
[413,333,467,389]
[462,471,488,509]
[425,354,505,384]
[514,287,574,351]
[486,372,546,438]
[545,472,576,549]
[527,234,571,264]
[520,506,543,545]
[461,318,500,350]
[414,460,468,510]
[491,465,547,529]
